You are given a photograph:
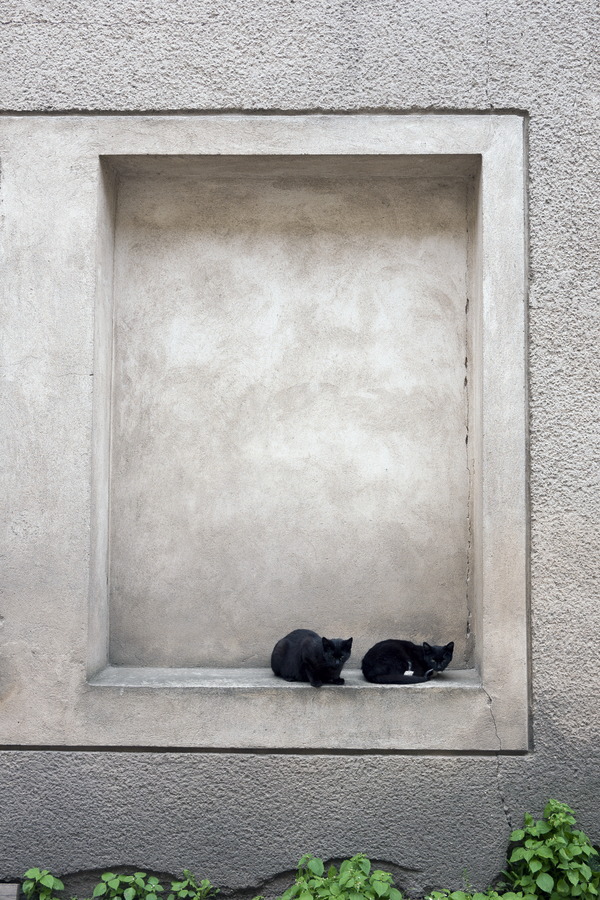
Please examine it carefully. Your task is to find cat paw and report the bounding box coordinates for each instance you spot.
[425,669,434,679]
[310,680,323,688]
[331,677,345,685]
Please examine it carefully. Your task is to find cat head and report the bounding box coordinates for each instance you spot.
[422,641,454,672]
[322,637,353,667]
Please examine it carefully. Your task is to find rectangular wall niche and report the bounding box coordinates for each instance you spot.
[86,115,528,751]
[107,155,475,669]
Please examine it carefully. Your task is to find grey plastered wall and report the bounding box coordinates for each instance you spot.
[0,0,599,895]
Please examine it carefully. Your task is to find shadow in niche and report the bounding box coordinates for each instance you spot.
[60,860,424,900]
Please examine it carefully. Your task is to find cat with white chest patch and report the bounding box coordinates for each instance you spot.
[361,639,454,684]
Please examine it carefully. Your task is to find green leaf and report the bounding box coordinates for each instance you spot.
[372,882,388,897]
[581,865,593,880]
[536,874,554,893]
[307,861,324,878]
[108,881,120,891]
[371,873,389,884]
[124,889,136,900]
[40,877,56,890]
[93,886,107,897]
[299,892,312,900]
[389,889,403,900]
[359,859,371,876]
[329,886,340,897]
[25,872,42,880]
[529,861,543,873]
[511,831,526,842]
[102,876,117,884]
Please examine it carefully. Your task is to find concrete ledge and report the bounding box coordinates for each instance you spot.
[79,667,505,752]
[0,887,19,900]
[90,665,479,690]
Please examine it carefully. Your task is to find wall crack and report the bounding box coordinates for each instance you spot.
[482,685,513,832]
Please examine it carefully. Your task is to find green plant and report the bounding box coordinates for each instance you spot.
[428,890,534,900]
[22,869,65,900]
[280,853,403,900]
[92,873,164,900]
[167,872,218,900]
[504,799,600,900]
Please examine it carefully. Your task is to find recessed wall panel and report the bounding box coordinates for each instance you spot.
[108,159,471,667]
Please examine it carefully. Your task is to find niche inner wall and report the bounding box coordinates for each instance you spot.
[108,163,471,668]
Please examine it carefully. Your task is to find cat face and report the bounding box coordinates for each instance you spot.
[422,641,454,672]
[322,637,353,668]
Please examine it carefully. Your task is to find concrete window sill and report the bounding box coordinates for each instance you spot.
[90,665,478,691]
[83,667,510,752]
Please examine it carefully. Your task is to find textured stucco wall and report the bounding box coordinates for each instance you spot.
[1,0,599,894]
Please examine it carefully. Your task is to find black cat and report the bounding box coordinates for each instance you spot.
[271,629,353,688]
[361,639,454,684]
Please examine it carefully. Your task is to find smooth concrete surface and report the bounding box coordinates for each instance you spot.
[85,668,495,751]
[0,888,18,900]
[109,160,470,668]
[1,0,599,893]
[89,665,478,690]
[0,114,527,751]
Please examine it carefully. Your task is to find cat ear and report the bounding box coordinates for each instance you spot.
[344,637,353,648]
[446,641,454,651]
[322,637,332,650]
[423,642,432,650]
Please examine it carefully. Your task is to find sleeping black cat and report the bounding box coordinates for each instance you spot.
[271,629,353,688]
[361,639,454,684]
